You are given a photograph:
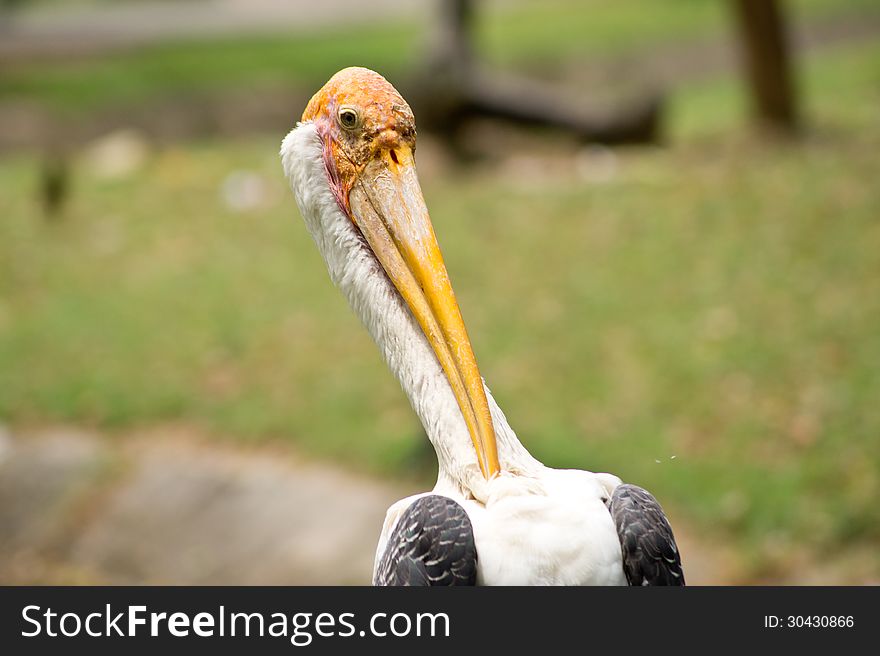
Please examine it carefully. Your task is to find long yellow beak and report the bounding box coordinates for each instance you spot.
[347,145,500,480]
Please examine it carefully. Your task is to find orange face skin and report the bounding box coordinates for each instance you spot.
[302,67,417,215]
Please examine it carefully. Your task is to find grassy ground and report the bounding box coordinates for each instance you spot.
[2,8,880,579]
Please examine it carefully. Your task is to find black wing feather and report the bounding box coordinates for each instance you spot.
[608,484,685,586]
[374,495,477,586]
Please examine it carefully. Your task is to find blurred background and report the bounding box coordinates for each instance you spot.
[1,0,878,585]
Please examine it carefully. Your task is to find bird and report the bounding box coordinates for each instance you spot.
[281,67,684,586]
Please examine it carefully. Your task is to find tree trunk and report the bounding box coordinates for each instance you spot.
[732,0,799,134]
[411,0,662,148]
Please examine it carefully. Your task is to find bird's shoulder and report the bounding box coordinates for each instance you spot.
[608,483,686,586]
[373,494,477,586]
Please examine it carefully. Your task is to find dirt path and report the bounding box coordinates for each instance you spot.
[0,424,739,585]
[0,425,413,584]
[0,0,427,61]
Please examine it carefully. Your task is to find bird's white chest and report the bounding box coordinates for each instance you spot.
[463,470,627,586]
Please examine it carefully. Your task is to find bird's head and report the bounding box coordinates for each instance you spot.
[302,66,416,216]
[300,67,500,480]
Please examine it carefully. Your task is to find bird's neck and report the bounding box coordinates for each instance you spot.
[282,123,540,499]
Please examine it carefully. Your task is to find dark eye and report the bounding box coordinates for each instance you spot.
[338,107,359,130]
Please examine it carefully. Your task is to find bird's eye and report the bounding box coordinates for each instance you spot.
[338,107,360,130]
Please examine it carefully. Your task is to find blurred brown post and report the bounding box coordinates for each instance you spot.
[40,152,70,219]
[732,0,799,134]
[440,0,474,70]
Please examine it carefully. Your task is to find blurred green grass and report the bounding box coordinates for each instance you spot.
[1,0,877,115]
[1,2,879,577]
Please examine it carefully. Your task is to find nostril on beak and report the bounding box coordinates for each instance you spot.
[390,149,399,165]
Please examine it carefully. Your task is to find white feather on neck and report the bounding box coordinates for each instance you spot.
[281,123,541,500]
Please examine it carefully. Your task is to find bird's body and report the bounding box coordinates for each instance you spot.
[281,67,684,586]
[376,471,629,586]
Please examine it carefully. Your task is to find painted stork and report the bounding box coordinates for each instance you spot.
[281,67,684,586]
